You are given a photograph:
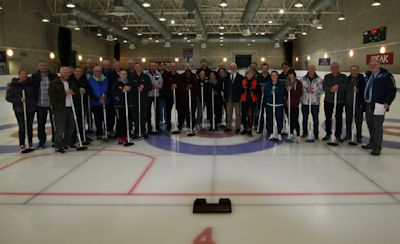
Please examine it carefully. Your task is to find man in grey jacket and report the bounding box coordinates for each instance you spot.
[322,62,348,142]
[145,61,164,133]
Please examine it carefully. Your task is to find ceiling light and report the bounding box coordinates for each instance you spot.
[349,49,354,57]
[338,14,346,21]
[218,25,225,30]
[220,36,224,40]
[284,39,288,42]
[316,26,323,30]
[174,57,179,62]
[74,27,80,31]
[148,36,153,40]
[164,42,171,47]
[380,46,386,54]
[307,55,311,61]
[279,9,284,14]
[223,57,227,62]
[170,20,175,24]
[78,54,83,61]
[123,39,128,43]
[141,57,146,63]
[137,32,142,36]
[302,31,307,35]
[183,36,188,40]
[142,1,151,8]
[252,39,256,42]
[49,52,56,59]
[294,1,303,8]
[371,1,381,7]
[260,32,265,35]
[41,18,50,23]
[324,53,328,58]
[99,56,103,62]
[159,14,166,22]
[219,32,224,36]
[178,32,183,36]
[260,57,266,62]
[220,39,223,42]
[122,26,128,30]
[66,1,75,8]
[187,39,191,43]
[295,57,299,62]
[113,37,118,41]
[6,49,14,57]
[247,43,251,46]
[97,32,102,37]
[220,43,224,46]
[0,6,3,10]
[268,20,273,24]
[219,0,228,7]
[155,38,159,43]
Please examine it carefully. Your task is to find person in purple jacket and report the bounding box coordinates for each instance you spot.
[6,69,37,152]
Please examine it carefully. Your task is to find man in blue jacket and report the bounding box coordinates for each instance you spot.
[362,59,396,156]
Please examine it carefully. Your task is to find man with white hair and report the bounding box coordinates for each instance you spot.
[224,63,244,133]
[362,59,396,155]
[48,67,78,153]
[300,64,324,139]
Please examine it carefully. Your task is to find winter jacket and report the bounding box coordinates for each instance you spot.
[48,77,79,110]
[224,72,244,103]
[31,70,58,103]
[300,73,324,105]
[87,75,110,107]
[162,71,181,101]
[145,70,164,97]
[179,72,200,104]
[345,74,366,108]
[323,73,348,104]
[364,68,396,110]
[69,74,90,107]
[6,78,37,113]
[284,79,303,107]
[264,81,285,106]
[112,79,135,108]
[128,72,153,102]
[241,78,259,103]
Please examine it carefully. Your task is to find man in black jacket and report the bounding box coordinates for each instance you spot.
[129,62,152,138]
[344,65,365,143]
[362,59,397,156]
[224,63,244,133]
[31,61,58,149]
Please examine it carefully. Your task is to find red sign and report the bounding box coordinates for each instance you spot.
[366,52,394,65]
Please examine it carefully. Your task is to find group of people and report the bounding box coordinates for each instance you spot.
[5,57,397,155]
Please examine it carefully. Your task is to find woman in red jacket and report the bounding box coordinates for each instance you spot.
[241,70,259,136]
[284,69,303,138]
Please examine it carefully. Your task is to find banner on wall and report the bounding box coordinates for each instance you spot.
[183,48,193,62]
[318,58,331,66]
[0,51,7,75]
[366,52,394,65]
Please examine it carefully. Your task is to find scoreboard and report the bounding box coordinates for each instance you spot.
[363,27,386,44]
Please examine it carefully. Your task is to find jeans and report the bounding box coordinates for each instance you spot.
[36,106,55,145]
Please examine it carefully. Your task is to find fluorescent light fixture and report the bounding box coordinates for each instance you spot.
[219,0,228,7]
[294,1,303,8]
[6,49,14,57]
[142,1,151,7]
[371,1,381,6]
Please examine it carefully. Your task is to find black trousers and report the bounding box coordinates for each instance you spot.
[285,106,300,136]
[266,105,284,135]
[146,96,160,132]
[54,107,75,148]
[115,107,134,138]
[36,106,55,144]
[345,103,364,140]
[165,98,174,130]
[91,104,115,136]
[301,104,320,138]
[15,111,35,146]
[241,101,256,130]
[179,101,197,130]
[324,101,344,138]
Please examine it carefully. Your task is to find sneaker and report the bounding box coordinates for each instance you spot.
[322,135,331,141]
[277,134,282,141]
[19,145,25,152]
[371,149,381,156]
[269,134,274,140]
[55,148,65,153]
[117,137,124,145]
[37,143,45,150]
[362,144,374,150]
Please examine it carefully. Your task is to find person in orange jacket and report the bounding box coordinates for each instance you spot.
[240,69,260,136]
